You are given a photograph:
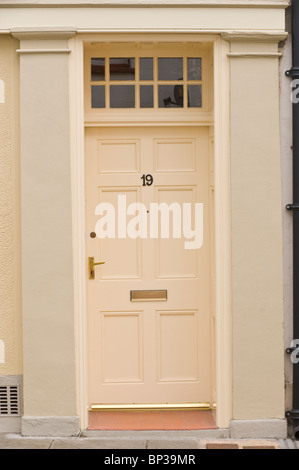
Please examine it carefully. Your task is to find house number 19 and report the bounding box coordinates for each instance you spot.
[141,174,153,186]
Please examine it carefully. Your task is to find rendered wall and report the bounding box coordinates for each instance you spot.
[0,35,22,377]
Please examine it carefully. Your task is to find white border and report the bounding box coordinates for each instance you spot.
[69,33,232,430]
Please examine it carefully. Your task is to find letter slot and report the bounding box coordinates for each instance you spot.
[130,290,167,302]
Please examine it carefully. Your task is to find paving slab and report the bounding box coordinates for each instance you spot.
[198,439,280,449]
[147,438,200,449]
[51,438,147,449]
[0,433,53,449]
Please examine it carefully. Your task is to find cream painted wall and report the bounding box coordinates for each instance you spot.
[0,35,22,376]
[229,39,285,419]
[0,5,287,33]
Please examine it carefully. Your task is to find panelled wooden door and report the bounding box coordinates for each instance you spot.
[86,126,211,405]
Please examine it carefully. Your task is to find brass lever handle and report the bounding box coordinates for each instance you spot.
[88,257,105,279]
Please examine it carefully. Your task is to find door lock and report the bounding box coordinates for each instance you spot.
[88,257,105,279]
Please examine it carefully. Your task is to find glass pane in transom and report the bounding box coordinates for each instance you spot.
[187,58,202,81]
[110,58,135,81]
[91,58,105,81]
[158,58,183,81]
[158,85,184,108]
[110,85,135,108]
[140,58,153,81]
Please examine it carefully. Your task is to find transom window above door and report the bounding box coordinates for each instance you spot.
[90,56,202,109]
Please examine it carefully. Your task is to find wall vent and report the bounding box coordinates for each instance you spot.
[0,385,20,416]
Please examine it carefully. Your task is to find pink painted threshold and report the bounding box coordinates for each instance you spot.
[88,410,217,431]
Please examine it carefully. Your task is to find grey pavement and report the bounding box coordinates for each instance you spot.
[0,432,298,449]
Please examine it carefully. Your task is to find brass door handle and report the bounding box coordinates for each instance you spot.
[88,257,105,279]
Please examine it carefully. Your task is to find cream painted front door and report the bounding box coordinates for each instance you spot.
[86,126,211,406]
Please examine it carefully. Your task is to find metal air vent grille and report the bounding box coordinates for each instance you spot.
[0,385,20,416]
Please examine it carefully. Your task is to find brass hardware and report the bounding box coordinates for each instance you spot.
[90,402,211,412]
[89,256,105,279]
[130,290,167,302]
[90,232,97,238]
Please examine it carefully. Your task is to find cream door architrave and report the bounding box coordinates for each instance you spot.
[69,33,231,430]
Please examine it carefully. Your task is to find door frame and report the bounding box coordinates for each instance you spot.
[69,33,231,430]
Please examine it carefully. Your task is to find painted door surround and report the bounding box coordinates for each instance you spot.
[13,28,233,434]
[72,34,232,430]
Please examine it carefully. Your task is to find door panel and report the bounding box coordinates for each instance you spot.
[86,126,211,405]
[154,139,196,172]
[98,140,140,173]
[101,311,143,383]
[98,187,142,279]
[157,310,198,382]
[156,187,197,278]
